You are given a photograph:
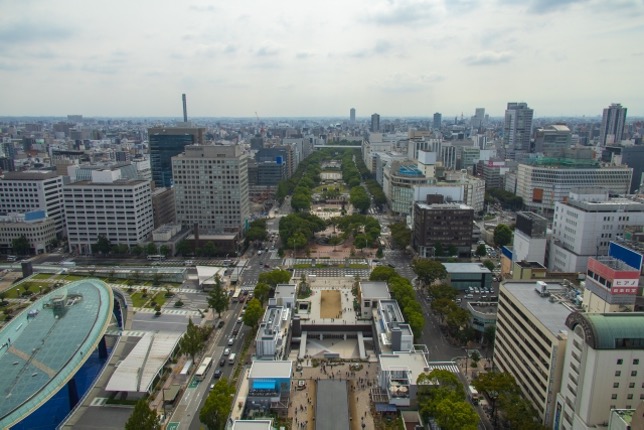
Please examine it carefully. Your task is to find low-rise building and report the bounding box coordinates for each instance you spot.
[244,361,292,417]
[0,211,57,254]
[377,350,430,408]
[255,306,290,360]
[358,281,390,318]
[442,263,492,291]
[373,299,414,354]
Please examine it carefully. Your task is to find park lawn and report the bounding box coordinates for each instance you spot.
[61,275,85,281]
[147,293,167,308]
[31,273,54,280]
[130,291,149,308]
[3,282,45,298]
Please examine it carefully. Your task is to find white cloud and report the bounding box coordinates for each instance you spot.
[463,50,514,65]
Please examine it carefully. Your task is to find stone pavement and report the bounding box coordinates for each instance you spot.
[289,360,381,430]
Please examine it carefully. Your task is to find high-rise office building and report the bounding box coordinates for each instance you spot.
[503,102,534,159]
[471,108,485,130]
[370,113,380,132]
[433,112,442,130]
[148,126,205,187]
[350,108,356,124]
[0,171,65,235]
[599,103,627,146]
[172,144,250,235]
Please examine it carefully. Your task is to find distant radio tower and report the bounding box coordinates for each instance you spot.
[182,93,188,122]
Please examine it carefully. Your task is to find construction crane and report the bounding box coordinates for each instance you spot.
[255,111,265,136]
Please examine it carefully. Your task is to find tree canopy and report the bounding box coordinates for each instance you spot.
[179,318,207,362]
[411,258,447,286]
[207,277,229,318]
[417,369,477,430]
[258,269,292,287]
[125,398,160,430]
[494,224,513,247]
[200,378,235,430]
[243,298,264,328]
[369,266,398,282]
[11,235,30,255]
[389,222,411,250]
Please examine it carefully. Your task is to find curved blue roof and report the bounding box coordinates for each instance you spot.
[0,279,114,427]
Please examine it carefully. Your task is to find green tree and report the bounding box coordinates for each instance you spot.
[208,278,229,317]
[433,398,479,430]
[145,242,158,255]
[202,241,217,257]
[472,371,519,424]
[411,258,447,286]
[258,269,292,287]
[243,298,264,328]
[92,234,111,254]
[253,282,271,305]
[428,283,458,301]
[446,307,471,336]
[475,244,487,259]
[131,245,144,256]
[389,222,411,250]
[159,244,171,257]
[482,259,495,272]
[0,291,8,306]
[125,398,160,430]
[434,242,444,257]
[494,224,513,247]
[470,350,481,368]
[349,186,370,213]
[176,240,192,256]
[287,231,308,256]
[200,378,235,430]
[11,235,30,255]
[369,266,398,282]
[179,318,206,363]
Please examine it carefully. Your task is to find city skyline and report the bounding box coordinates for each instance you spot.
[1,0,644,117]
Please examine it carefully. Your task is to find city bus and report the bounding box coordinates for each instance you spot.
[468,385,481,405]
[195,357,213,381]
[231,288,242,302]
[147,254,165,261]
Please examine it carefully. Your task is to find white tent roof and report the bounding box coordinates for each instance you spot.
[196,266,226,286]
[106,331,182,393]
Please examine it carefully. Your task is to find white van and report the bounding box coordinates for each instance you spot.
[228,353,236,365]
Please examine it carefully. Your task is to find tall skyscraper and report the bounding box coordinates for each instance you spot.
[148,126,205,187]
[370,113,380,132]
[433,112,442,129]
[599,103,627,146]
[350,108,356,124]
[172,144,250,235]
[503,102,534,159]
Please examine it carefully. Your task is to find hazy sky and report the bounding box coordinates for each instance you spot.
[1,0,643,118]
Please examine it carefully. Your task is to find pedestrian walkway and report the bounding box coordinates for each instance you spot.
[427,361,460,374]
[133,307,202,317]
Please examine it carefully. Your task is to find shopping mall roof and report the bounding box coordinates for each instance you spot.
[0,279,114,428]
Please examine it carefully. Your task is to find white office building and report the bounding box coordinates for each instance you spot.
[494,280,574,427]
[555,312,644,430]
[0,171,65,235]
[63,170,154,254]
[516,163,633,213]
[172,144,250,235]
[550,191,644,273]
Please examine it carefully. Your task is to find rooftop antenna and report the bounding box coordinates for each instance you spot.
[182,93,188,122]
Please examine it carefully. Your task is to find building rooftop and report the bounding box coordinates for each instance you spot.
[0,279,114,427]
[65,178,148,187]
[379,351,430,380]
[231,420,274,430]
[415,202,473,211]
[360,281,390,299]
[500,281,574,337]
[443,262,491,274]
[565,198,644,213]
[105,332,182,393]
[516,261,547,269]
[565,312,644,350]
[274,284,296,300]
[248,360,292,380]
[2,171,60,181]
